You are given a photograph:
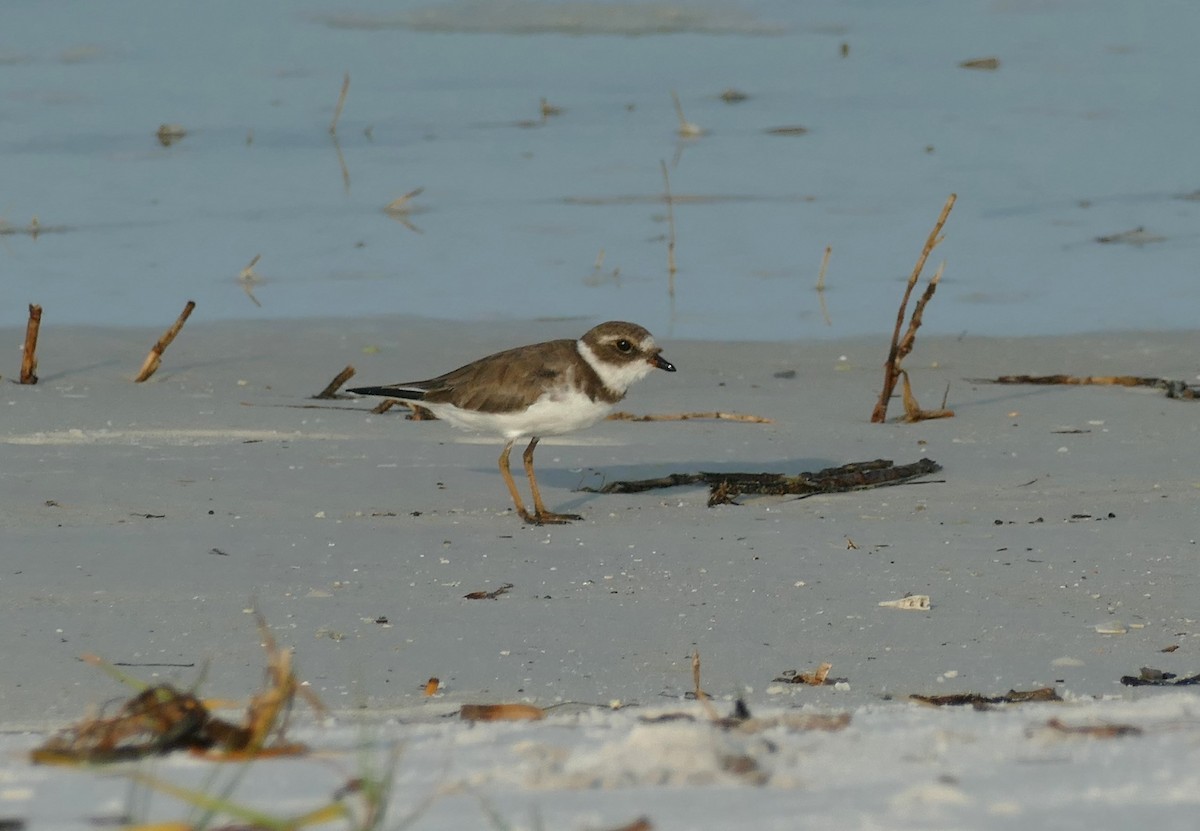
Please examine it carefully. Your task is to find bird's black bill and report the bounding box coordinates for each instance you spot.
[654,354,677,372]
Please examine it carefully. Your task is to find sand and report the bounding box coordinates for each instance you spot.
[2,318,1198,827]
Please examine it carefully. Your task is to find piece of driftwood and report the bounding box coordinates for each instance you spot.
[581,458,942,507]
[976,374,1198,400]
[911,687,1061,708]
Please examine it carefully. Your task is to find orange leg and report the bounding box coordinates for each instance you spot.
[523,437,582,524]
[498,439,535,523]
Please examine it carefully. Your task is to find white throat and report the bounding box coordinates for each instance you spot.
[577,339,655,395]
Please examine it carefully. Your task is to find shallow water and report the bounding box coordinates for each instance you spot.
[3,0,1198,341]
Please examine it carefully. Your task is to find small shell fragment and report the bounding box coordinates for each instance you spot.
[879,594,931,611]
[1095,621,1128,635]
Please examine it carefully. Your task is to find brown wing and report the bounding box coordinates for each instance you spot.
[419,339,578,414]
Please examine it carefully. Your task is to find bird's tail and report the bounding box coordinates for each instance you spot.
[347,385,424,401]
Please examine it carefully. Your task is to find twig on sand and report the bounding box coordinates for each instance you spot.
[975,373,1200,400]
[870,194,956,423]
[313,365,356,399]
[20,303,42,384]
[134,301,195,382]
[607,410,772,424]
[581,458,942,507]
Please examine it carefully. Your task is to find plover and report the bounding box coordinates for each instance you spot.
[349,321,675,524]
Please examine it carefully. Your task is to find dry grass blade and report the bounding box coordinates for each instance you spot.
[329,71,350,135]
[239,254,263,307]
[671,89,703,138]
[20,303,42,384]
[134,300,195,383]
[870,195,956,422]
[816,245,832,325]
[660,160,677,296]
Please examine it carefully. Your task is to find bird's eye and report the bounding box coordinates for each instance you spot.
[616,339,633,353]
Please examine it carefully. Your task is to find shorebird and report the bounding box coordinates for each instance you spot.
[349,321,675,524]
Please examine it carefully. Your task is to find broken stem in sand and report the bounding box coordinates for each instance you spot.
[135,301,195,382]
[870,194,956,423]
[20,303,42,384]
[313,366,356,399]
[660,160,677,296]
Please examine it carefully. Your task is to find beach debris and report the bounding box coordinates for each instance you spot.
[460,703,545,722]
[155,123,187,146]
[1120,667,1200,687]
[19,303,41,384]
[463,582,513,600]
[423,677,440,696]
[1095,621,1128,635]
[238,253,263,307]
[329,71,350,135]
[878,594,931,611]
[1036,718,1142,739]
[773,662,835,686]
[911,687,1061,708]
[974,373,1199,400]
[765,125,809,136]
[30,611,324,765]
[1095,225,1165,246]
[607,410,772,423]
[1161,644,1180,653]
[671,89,704,138]
[959,56,1000,70]
[134,300,195,382]
[540,96,563,119]
[870,194,956,423]
[719,87,749,103]
[313,365,357,399]
[581,458,942,507]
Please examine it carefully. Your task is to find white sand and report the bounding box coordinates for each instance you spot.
[2,319,1198,826]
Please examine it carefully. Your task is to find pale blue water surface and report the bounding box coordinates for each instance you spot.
[3,0,1198,341]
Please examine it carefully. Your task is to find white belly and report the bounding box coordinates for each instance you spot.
[424,388,615,440]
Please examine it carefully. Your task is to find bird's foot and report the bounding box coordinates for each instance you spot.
[521,509,583,525]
